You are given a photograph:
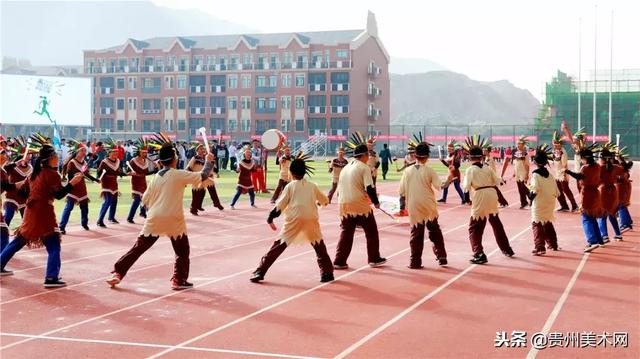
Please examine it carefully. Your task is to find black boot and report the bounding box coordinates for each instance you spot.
[320,273,334,282]
[250,271,264,283]
[469,253,488,264]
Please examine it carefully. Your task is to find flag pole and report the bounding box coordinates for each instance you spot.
[592,4,597,144]
[608,10,613,142]
[577,17,582,131]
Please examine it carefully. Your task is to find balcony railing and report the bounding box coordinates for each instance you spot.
[331,83,350,91]
[331,106,349,114]
[308,106,326,114]
[211,85,226,93]
[309,83,326,92]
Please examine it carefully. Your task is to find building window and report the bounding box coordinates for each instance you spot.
[309,95,327,113]
[177,97,186,110]
[281,73,291,88]
[100,118,113,130]
[295,73,305,87]
[281,119,291,132]
[336,50,348,58]
[295,118,304,132]
[256,76,266,87]
[241,75,251,88]
[241,96,251,110]
[128,77,137,90]
[210,96,226,113]
[268,97,277,110]
[116,119,125,131]
[308,118,327,134]
[281,96,291,110]
[242,53,253,65]
[210,75,226,92]
[283,52,292,64]
[164,97,174,110]
[164,119,173,131]
[295,96,305,109]
[127,97,137,110]
[178,119,186,131]
[228,75,238,89]
[256,97,266,110]
[210,118,225,134]
[228,119,238,132]
[116,98,125,110]
[116,77,125,90]
[177,75,186,89]
[142,98,161,113]
[165,76,174,89]
[241,119,251,132]
[142,120,161,132]
[228,97,238,110]
[330,118,349,135]
[269,75,277,88]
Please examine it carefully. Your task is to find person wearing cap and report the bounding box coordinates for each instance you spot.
[501,136,531,209]
[59,139,99,234]
[462,136,514,264]
[230,146,258,209]
[270,144,292,204]
[597,144,624,242]
[366,137,381,187]
[126,139,158,224]
[438,140,466,204]
[551,132,579,212]
[3,138,32,227]
[394,138,419,217]
[327,145,348,203]
[333,133,386,269]
[398,141,447,268]
[615,149,633,233]
[528,145,560,255]
[0,144,84,286]
[96,142,128,228]
[251,140,268,193]
[380,143,391,180]
[107,141,215,290]
[187,143,224,215]
[565,144,605,252]
[250,153,334,283]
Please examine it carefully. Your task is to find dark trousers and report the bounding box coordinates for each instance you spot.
[441,179,465,202]
[327,182,338,203]
[532,221,558,251]
[381,162,389,180]
[1,226,9,252]
[113,234,190,282]
[98,193,118,223]
[256,239,333,276]
[230,187,255,206]
[334,212,381,265]
[270,179,289,203]
[410,218,447,267]
[230,157,237,171]
[59,198,89,230]
[372,175,377,187]
[516,181,530,207]
[468,214,512,256]
[1,234,61,279]
[191,186,222,211]
[399,196,406,210]
[127,194,147,221]
[556,180,578,210]
[3,203,24,228]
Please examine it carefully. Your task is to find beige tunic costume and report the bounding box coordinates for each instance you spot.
[462,164,501,220]
[399,163,441,227]
[513,150,530,182]
[484,156,497,173]
[275,179,328,246]
[141,169,206,238]
[187,156,215,189]
[529,171,559,224]
[367,151,379,178]
[338,160,374,218]
[552,150,569,181]
[278,157,291,182]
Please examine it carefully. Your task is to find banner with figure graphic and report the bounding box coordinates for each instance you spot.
[0,74,92,126]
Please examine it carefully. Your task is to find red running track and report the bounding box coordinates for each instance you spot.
[0,167,638,358]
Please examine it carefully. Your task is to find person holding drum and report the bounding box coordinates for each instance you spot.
[270,144,292,204]
[230,146,258,209]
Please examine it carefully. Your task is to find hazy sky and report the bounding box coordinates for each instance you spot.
[153,0,640,100]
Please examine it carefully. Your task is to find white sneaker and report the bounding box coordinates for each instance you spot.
[602,237,611,244]
[583,244,599,253]
[614,236,623,241]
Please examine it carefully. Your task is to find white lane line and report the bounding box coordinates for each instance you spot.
[145,222,470,359]
[525,252,590,359]
[0,217,413,351]
[333,226,531,359]
[0,332,322,359]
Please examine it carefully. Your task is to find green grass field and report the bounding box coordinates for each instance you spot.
[6,159,458,228]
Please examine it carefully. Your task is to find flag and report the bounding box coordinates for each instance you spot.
[53,124,61,150]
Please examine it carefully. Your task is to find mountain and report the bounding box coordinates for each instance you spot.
[390,71,540,125]
[0,1,257,66]
[390,57,448,74]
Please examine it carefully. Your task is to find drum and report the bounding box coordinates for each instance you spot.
[261,129,286,151]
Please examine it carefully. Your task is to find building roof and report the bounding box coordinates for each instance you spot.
[97,30,366,52]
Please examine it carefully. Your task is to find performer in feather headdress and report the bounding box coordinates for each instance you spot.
[333,132,386,269]
[550,131,579,212]
[125,137,159,224]
[2,136,36,227]
[614,146,633,233]
[528,144,560,255]
[398,139,448,268]
[327,144,348,203]
[500,135,531,209]
[462,135,514,264]
[365,134,381,186]
[596,142,624,242]
[96,138,128,227]
[394,133,421,217]
[438,139,466,204]
[270,143,292,204]
[59,138,100,234]
[251,152,334,283]
[186,140,224,215]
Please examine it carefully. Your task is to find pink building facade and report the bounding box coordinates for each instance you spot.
[83,13,389,146]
